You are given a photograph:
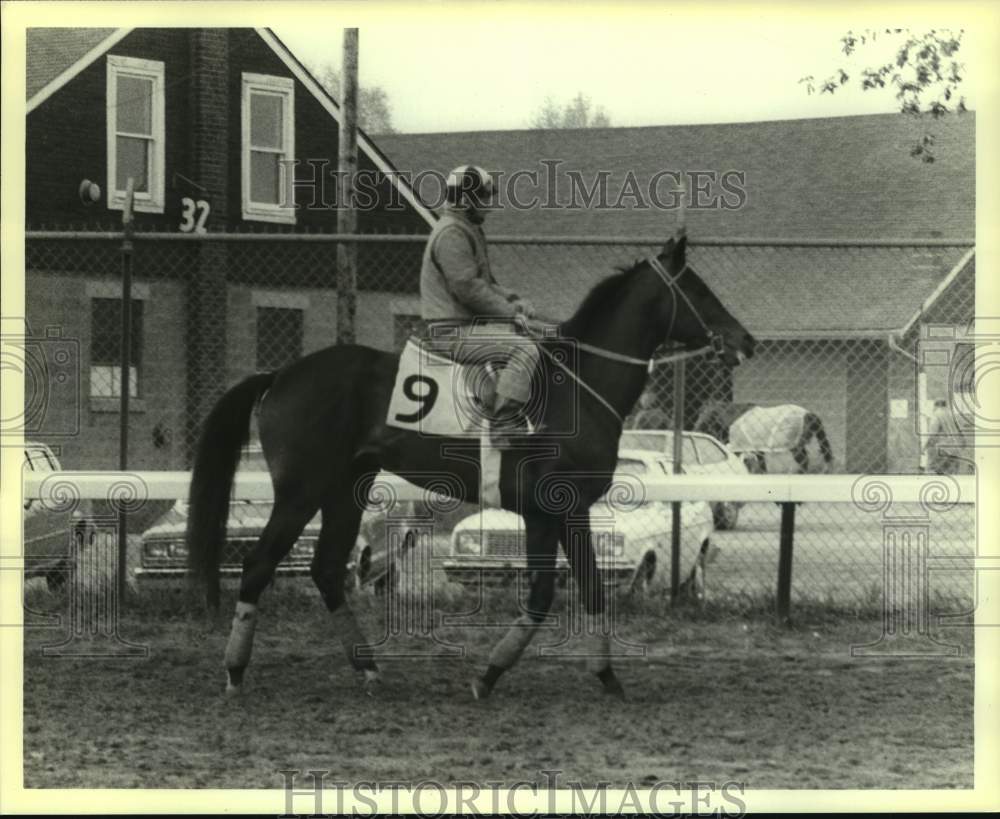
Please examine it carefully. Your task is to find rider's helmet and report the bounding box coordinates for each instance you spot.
[445,165,497,210]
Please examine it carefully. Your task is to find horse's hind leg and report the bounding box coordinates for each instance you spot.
[310,468,381,693]
[224,495,317,696]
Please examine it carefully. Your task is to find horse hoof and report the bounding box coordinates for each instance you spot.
[224,683,243,699]
[597,668,626,699]
[363,669,382,697]
[470,679,492,701]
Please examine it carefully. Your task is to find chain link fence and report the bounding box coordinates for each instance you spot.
[21,232,976,610]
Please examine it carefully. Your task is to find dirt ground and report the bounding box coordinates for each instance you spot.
[21,585,974,791]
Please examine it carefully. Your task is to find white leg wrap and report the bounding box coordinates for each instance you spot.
[224,602,258,671]
[488,615,538,670]
[583,613,612,674]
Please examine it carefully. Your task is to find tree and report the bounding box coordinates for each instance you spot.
[531,92,611,129]
[800,28,966,162]
[308,62,397,135]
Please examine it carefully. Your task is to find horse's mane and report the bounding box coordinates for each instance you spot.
[561,259,646,338]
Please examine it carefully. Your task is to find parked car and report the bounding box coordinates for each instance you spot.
[23,441,94,592]
[620,429,750,529]
[138,446,415,592]
[443,449,716,595]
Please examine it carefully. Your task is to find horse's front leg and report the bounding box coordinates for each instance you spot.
[561,517,625,698]
[471,513,559,700]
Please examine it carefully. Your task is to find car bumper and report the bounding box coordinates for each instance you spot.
[134,565,313,588]
[441,560,640,586]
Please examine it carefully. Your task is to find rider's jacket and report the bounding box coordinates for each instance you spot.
[420,205,520,321]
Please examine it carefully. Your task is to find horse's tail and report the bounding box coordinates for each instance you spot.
[806,412,835,471]
[186,372,276,610]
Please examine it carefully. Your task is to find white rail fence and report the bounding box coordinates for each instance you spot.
[23,470,976,505]
[21,471,978,627]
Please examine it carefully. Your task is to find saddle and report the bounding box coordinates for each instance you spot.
[386,337,500,437]
[386,337,509,507]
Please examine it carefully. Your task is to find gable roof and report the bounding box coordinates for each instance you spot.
[26,28,127,106]
[380,114,975,336]
[25,27,435,227]
[379,113,974,240]
[488,241,972,339]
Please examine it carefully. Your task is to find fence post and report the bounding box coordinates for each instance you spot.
[670,358,685,602]
[776,501,796,624]
[118,177,135,601]
[336,28,359,344]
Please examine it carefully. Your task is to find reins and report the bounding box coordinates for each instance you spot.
[523,256,724,425]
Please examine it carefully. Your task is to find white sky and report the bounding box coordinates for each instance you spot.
[275,19,979,134]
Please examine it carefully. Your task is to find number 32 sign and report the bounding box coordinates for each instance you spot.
[179,197,210,233]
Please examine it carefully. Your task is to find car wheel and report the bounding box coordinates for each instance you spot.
[712,501,741,530]
[628,551,657,596]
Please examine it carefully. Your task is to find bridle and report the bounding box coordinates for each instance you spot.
[528,255,737,426]
[647,257,727,365]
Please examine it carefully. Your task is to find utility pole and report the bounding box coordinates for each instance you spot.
[336,28,359,344]
[670,182,686,603]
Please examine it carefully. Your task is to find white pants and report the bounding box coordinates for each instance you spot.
[423,320,540,405]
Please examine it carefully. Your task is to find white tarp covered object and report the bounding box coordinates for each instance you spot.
[728,404,808,453]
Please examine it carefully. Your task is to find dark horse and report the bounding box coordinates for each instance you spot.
[186,230,755,700]
[693,401,834,473]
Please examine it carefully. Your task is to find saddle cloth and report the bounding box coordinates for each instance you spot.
[387,337,494,437]
[387,338,503,507]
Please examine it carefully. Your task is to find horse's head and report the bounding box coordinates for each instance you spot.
[650,230,755,368]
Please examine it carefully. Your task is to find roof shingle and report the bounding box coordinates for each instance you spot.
[380,114,975,335]
[378,113,975,240]
[26,28,118,100]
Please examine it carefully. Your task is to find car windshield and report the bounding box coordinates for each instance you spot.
[658,459,687,475]
[693,435,728,464]
[660,432,698,463]
[615,458,648,476]
[620,430,700,463]
[24,447,56,472]
[620,431,668,452]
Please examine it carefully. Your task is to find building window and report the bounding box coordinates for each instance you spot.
[106,55,165,213]
[90,298,143,398]
[242,73,294,223]
[256,306,303,371]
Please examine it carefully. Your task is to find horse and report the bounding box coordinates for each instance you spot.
[693,401,834,474]
[185,229,756,700]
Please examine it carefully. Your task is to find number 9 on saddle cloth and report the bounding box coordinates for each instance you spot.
[387,319,545,438]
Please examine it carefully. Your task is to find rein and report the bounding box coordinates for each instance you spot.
[524,256,723,425]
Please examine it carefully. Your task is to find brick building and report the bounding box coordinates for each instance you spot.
[25,27,434,471]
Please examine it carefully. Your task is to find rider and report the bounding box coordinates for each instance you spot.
[420,164,540,442]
